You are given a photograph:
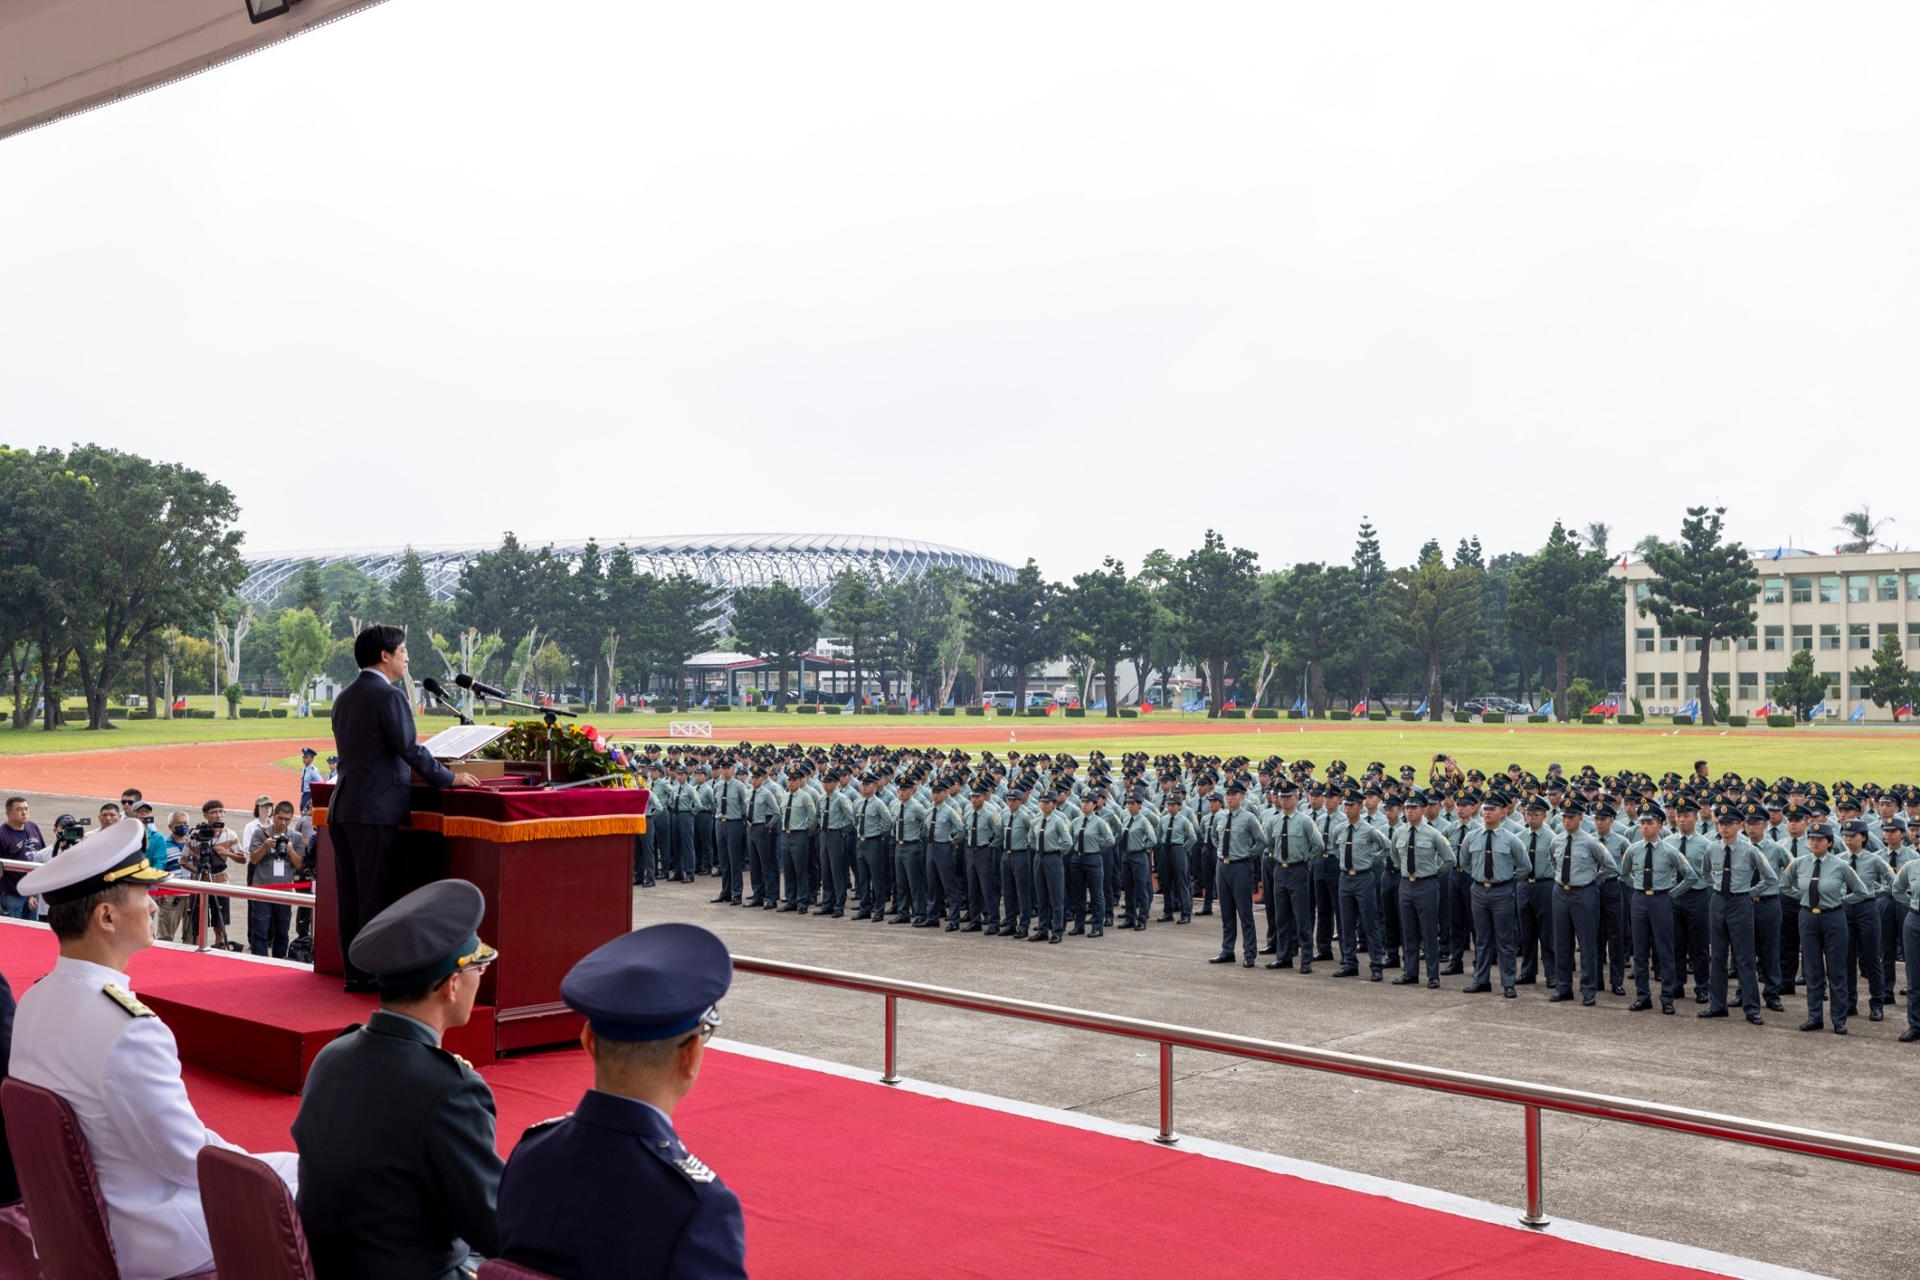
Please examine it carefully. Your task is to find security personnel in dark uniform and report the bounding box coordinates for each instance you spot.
[1779,823,1869,1034]
[1461,799,1524,997]
[293,880,504,1280]
[1697,804,1775,1025]
[497,924,747,1280]
[1620,808,1689,1015]
[1208,782,1268,968]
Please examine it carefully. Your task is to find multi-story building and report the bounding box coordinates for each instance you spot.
[1613,549,1920,722]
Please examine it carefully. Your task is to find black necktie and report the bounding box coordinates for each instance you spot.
[1721,844,1734,893]
[1810,857,1822,910]
[1482,833,1494,881]
[1281,821,1291,863]
[785,794,794,829]
[1527,831,1538,877]
[1560,839,1572,887]
[1221,815,1233,862]
[1642,844,1653,891]
[973,811,981,845]
[1077,818,1087,852]
[1344,826,1354,871]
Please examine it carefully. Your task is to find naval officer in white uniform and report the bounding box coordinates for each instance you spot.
[9,817,299,1280]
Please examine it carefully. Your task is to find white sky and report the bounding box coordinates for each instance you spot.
[4,2,1916,577]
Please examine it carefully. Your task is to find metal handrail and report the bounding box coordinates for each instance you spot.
[732,954,1920,1228]
[1,856,314,953]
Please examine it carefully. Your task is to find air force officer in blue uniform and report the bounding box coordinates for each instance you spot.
[497,923,747,1279]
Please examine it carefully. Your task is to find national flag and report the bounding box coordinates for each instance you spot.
[1896,701,1913,720]
[1808,700,1827,720]
[844,697,855,711]
[700,695,711,708]
[1350,699,1367,716]
[1091,698,1107,710]
[1141,701,1155,713]
[1291,695,1306,713]
[1538,698,1554,718]
[1222,698,1238,711]
[1754,700,1774,717]
[1850,702,1867,723]
[1676,698,1697,717]
[910,697,920,710]
[944,696,954,708]
[1413,698,1428,717]
[1771,548,1783,561]
[1589,700,1609,715]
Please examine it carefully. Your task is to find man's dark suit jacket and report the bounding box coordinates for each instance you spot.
[329,670,454,825]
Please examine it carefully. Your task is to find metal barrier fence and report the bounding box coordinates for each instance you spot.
[731,954,1920,1228]
[1,857,312,953]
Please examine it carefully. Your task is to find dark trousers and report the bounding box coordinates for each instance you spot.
[1800,909,1850,1024]
[1002,849,1033,933]
[779,832,812,907]
[745,826,770,904]
[1904,911,1920,1033]
[632,831,654,886]
[248,901,291,958]
[672,814,696,879]
[1443,868,1473,959]
[1337,869,1383,972]
[1157,841,1192,918]
[1550,882,1601,998]
[655,814,677,881]
[966,843,1001,927]
[1275,862,1314,961]
[1753,895,1783,999]
[696,814,716,873]
[1880,898,1906,1001]
[1194,846,1216,911]
[1217,860,1256,960]
[1035,852,1066,936]
[1470,881,1519,989]
[820,830,851,913]
[927,840,964,922]
[1121,851,1151,925]
[1630,890,1677,1002]
[1103,846,1121,920]
[894,840,927,921]
[1845,898,1886,1010]
[855,837,888,916]
[1515,878,1554,983]
[1670,887,1711,996]
[1398,876,1440,981]
[717,821,745,902]
[1596,880,1627,989]
[1377,865,1402,954]
[1780,897,1802,987]
[1260,857,1280,944]
[1312,858,1338,952]
[1068,853,1106,930]
[1707,892,1761,1015]
[330,822,398,986]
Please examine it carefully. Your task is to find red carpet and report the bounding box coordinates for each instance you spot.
[3,923,1733,1279]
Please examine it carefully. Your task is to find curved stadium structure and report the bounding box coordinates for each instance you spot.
[240,533,1016,623]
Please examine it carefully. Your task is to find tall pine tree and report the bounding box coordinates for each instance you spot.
[1640,506,1757,727]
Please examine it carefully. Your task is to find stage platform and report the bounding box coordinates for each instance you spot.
[0,921,1810,1279]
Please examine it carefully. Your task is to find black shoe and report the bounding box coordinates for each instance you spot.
[1315,949,1334,961]
[1610,985,1625,997]
[1298,963,1313,975]
[811,906,835,915]
[762,903,777,911]
[1391,974,1419,986]
[1782,982,1797,995]
[1698,1008,1729,1019]
[1581,994,1595,1006]
[1871,1003,1884,1022]
[1900,1029,1920,1043]
[1798,1016,1823,1032]
[1369,970,1384,982]
[1765,997,1784,1012]
[744,898,763,908]
[962,922,983,933]
[1133,922,1146,931]
[1547,992,1571,1003]
[1694,992,1708,1004]
[1846,1004,1859,1018]
[1259,942,1277,955]
[709,895,730,904]
[1628,998,1651,1011]
[1069,925,1085,936]
[1833,1022,1848,1035]
[1440,962,1463,976]
[1159,915,1174,922]
[944,922,960,932]
[912,920,937,929]
[1516,976,1537,986]
[776,903,796,913]
[1242,957,1255,968]
[984,925,1000,936]
[1197,907,1213,916]
[1209,952,1235,964]
[1428,979,1440,989]
[1049,934,1063,944]
[852,911,871,921]
[1660,1001,1675,1015]
[1383,954,1401,968]
[1745,1012,1765,1026]
[1179,915,1192,924]
[1089,928,1105,938]
[1265,960,1288,970]
[1464,983,1492,994]
[1027,932,1049,943]
[1504,988,1517,999]
[1332,967,1357,978]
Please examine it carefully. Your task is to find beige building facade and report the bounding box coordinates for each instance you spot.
[1613,550,1920,722]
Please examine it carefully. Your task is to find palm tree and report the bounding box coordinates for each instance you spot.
[1582,522,1611,557]
[1631,534,1668,562]
[1835,507,1892,555]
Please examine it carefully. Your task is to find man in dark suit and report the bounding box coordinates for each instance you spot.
[496,923,747,1280]
[330,624,479,991]
[293,880,503,1280]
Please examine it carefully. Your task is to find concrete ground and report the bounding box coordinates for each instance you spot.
[634,876,1920,1280]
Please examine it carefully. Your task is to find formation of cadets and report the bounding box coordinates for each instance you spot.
[634,743,1920,1041]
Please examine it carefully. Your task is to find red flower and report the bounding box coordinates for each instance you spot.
[581,725,599,740]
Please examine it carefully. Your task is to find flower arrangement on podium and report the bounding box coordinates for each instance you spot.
[478,721,633,783]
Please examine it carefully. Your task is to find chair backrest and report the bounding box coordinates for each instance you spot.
[477,1259,562,1280]
[196,1146,313,1280]
[0,1201,48,1280]
[0,1077,119,1280]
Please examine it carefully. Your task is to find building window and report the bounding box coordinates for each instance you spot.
[1880,622,1900,643]
[1737,671,1758,697]
[1820,624,1841,650]
[1710,670,1730,689]
[1764,625,1784,651]
[1791,577,1813,604]
[1819,576,1840,604]
[1634,582,1652,604]
[1822,673,1841,701]
[1850,622,1871,650]
[1910,623,1920,650]
[1763,578,1784,605]
[1880,574,1900,602]
[1764,671,1783,695]
[1661,635,1678,652]
[1659,672,1680,699]
[1792,624,1812,651]
[1909,573,1920,601]
[1635,671,1655,691]
[1848,574,1870,603]
[1635,628,1654,653]
[1738,634,1757,651]
[1685,637,1701,652]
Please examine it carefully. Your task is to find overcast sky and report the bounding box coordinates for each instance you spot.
[4,3,1916,578]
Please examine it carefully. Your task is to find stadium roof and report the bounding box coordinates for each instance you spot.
[240,532,1018,621]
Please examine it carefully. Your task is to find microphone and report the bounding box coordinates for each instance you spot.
[421,676,474,726]
[453,673,507,701]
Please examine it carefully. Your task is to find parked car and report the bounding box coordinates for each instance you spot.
[1461,696,1532,716]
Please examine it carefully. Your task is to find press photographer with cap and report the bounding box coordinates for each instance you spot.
[8,819,299,1280]
[293,879,503,1279]
[496,923,746,1280]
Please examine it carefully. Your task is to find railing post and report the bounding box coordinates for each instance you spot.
[1155,1041,1177,1144]
[193,889,211,954]
[880,993,900,1085]
[1520,1103,1549,1227]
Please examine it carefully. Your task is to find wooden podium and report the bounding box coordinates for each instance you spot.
[309,779,649,1053]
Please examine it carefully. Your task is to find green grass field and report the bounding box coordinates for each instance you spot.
[3,702,1913,783]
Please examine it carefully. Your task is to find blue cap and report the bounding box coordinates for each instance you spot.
[350,880,497,988]
[562,923,732,1042]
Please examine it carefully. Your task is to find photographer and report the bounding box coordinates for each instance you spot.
[156,811,195,941]
[190,800,246,951]
[246,802,308,958]
[0,797,45,919]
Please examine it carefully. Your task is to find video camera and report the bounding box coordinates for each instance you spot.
[52,814,91,852]
[188,820,226,876]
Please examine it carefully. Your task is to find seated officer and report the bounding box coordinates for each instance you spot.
[293,880,503,1279]
[10,820,298,1280]
[496,923,747,1280]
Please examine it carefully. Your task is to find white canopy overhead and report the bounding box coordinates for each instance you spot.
[0,0,386,142]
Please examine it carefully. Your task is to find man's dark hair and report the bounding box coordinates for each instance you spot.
[48,883,142,942]
[354,623,407,669]
[590,1034,685,1073]
[4,797,24,813]
[120,788,142,803]
[379,974,452,1008]
[202,800,223,815]
[273,801,296,816]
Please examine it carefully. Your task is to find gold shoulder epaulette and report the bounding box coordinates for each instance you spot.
[102,984,155,1018]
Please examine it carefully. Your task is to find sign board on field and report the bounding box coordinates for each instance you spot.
[669,720,713,739]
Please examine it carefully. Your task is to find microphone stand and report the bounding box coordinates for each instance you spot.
[426,686,474,726]
[466,691,576,785]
